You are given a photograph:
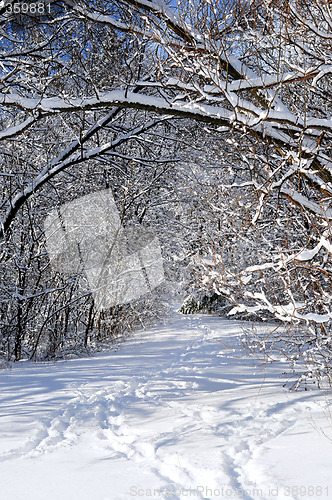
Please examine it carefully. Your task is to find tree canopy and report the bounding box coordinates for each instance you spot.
[0,0,331,386]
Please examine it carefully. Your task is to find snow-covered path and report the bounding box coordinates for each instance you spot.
[0,314,331,500]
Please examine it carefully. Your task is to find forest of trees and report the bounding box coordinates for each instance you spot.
[0,0,331,388]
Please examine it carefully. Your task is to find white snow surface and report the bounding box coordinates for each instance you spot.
[1,313,332,500]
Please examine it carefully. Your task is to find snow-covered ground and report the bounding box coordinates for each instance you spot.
[1,313,332,500]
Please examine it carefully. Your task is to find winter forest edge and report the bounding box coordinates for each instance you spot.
[0,0,331,390]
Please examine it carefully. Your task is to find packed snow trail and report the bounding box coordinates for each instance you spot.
[0,314,331,500]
